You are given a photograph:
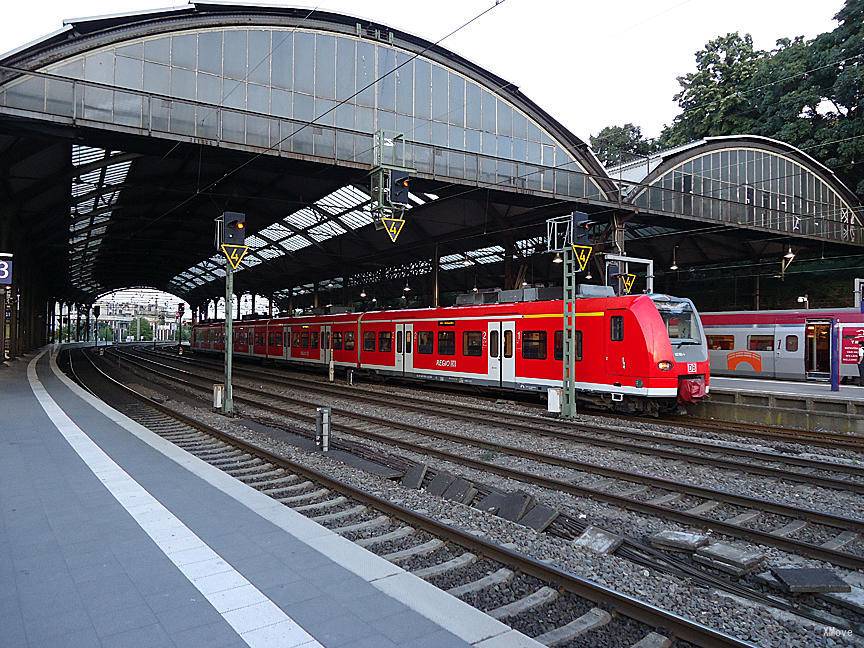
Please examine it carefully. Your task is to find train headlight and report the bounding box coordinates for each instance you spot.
[657,360,674,371]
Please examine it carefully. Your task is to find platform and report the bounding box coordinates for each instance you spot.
[0,347,534,648]
[691,377,864,435]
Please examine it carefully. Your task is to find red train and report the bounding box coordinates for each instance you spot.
[191,292,710,415]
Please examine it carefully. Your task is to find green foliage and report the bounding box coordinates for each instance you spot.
[130,317,153,341]
[589,123,656,166]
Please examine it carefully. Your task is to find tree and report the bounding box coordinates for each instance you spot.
[130,317,153,341]
[589,123,656,166]
[659,33,763,147]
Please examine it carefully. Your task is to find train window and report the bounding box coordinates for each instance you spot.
[300,332,310,348]
[611,316,624,342]
[748,335,774,352]
[438,331,456,355]
[522,331,547,360]
[406,331,412,353]
[332,332,343,350]
[256,333,265,345]
[345,331,356,351]
[396,331,403,354]
[463,331,482,356]
[786,335,799,352]
[706,335,734,350]
[275,333,283,346]
[379,331,393,352]
[311,332,319,348]
[323,332,330,349]
[293,332,301,347]
[417,331,434,354]
[490,330,500,358]
[268,333,274,346]
[504,330,513,358]
[363,331,376,351]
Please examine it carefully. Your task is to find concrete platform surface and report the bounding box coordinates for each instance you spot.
[711,376,864,400]
[0,347,537,648]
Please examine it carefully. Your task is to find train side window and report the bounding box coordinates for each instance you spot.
[417,331,433,354]
[438,331,456,355]
[707,335,734,350]
[345,331,356,351]
[379,331,393,352]
[311,332,319,348]
[324,332,330,349]
[256,333,265,345]
[490,330,500,358]
[406,331,412,353]
[293,332,301,347]
[504,330,513,358]
[300,332,310,348]
[396,331,403,354]
[785,335,799,352]
[275,333,283,346]
[463,331,482,356]
[332,331,343,350]
[747,335,774,351]
[554,331,563,360]
[522,331,547,360]
[610,316,624,342]
[363,331,376,351]
[268,333,274,345]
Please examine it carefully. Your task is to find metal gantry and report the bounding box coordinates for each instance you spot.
[562,245,579,419]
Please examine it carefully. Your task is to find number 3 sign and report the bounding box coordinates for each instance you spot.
[0,254,13,286]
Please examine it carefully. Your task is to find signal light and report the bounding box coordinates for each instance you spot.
[223,211,247,245]
[389,170,410,206]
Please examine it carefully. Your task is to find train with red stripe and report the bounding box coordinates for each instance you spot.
[702,307,864,382]
[191,289,710,415]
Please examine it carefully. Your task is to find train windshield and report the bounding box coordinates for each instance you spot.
[654,300,700,345]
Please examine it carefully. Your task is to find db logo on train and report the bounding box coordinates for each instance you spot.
[687,362,697,374]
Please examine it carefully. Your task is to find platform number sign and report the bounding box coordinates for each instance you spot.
[0,253,12,286]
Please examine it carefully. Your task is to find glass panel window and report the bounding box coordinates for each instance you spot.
[417,331,433,354]
[271,31,293,89]
[406,331,412,353]
[172,33,197,69]
[316,34,336,99]
[275,333,283,346]
[504,330,513,358]
[144,37,170,64]
[224,30,248,80]
[490,329,499,358]
[396,331,403,354]
[294,32,314,94]
[379,331,393,352]
[345,330,356,350]
[335,37,355,100]
[438,331,455,355]
[786,335,798,352]
[310,332,319,348]
[332,331,343,350]
[462,331,482,356]
[707,335,735,351]
[363,331,376,351]
[522,331,547,360]
[431,65,448,121]
[300,332,309,348]
[554,330,563,361]
[197,31,222,75]
[414,58,431,119]
[748,335,774,352]
[292,332,301,347]
[248,30,271,85]
[611,316,624,342]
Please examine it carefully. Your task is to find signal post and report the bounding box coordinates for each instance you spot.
[216,211,248,416]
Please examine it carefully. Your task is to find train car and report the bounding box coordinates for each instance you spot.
[192,290,709,415]
[701,307,864,382]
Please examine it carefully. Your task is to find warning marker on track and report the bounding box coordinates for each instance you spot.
[220,243,249,270]
[622,273,637,294]
[571,244,592,272]
[381,217,405,243]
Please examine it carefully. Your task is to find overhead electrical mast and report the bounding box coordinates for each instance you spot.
[215,211,248,415]
[370,130,415,243]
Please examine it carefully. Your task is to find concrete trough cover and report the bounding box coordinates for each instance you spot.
[821,586,864,615]
[696,542,765,571]
[443,477,478,504]
[474,490,508,514]
[573,526,623,554]
[498,491,535,522]
[649,530,710,551]
[401,463,428,489]
[519,504,560,532]
[692,554,748,577]
[770,567,853,593]
[426,472,455,496]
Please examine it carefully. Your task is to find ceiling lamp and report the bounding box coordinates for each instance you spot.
[552,252,563,264]
[784,246,795,260]
[360,289,366,298]
[403,281,411,292]
[670,244,679,271]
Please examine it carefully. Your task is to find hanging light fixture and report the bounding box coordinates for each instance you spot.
[521,281,528,287]
[585,271,593,280]
[371,297,377,303]
[472,279,479,293]
[552,252,563,264]
[462,259,472,267]
[403,280,411,292]
[360,289,366,298]
[670,245,679,271]
[784,246,795,260]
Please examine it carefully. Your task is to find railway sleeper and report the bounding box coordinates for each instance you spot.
[412,552,477,579]
[487,585,559,620]
[630,631,673,648]
[448,567,514,597]
[382,539,445,564]
[331,515,390,535]
[279,488,330,505]
[310,504,365,522]
[356,526,414,548]
[295,496,348,513]
[263,480,314,495]
[532,607,612,647]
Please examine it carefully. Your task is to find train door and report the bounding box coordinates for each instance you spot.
[774,328,803,380]
[606,310,627,382]
[805,320,831,380]
[283,325,291,360]
[487,322,502,385]
[321,325,331,366]
[395,324,411,375]
[501,321,516,386]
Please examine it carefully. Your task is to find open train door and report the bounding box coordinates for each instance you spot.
[805,320,832,380]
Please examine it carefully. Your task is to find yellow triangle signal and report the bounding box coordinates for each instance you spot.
[570,244,592,272]
[622,273,637,294]
[220,243,250,270]
[381,216,406,243]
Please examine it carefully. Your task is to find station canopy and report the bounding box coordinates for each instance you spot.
[0,4,860,309]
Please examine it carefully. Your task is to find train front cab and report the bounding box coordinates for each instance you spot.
[649,295,709,407]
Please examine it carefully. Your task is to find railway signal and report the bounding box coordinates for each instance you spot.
[389,170,411,206]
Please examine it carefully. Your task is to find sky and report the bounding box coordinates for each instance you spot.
[0,0,845,141]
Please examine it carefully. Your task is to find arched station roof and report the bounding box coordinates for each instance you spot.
[0,2,614,303]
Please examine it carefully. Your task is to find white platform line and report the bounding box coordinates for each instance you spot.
[27,350,323,648]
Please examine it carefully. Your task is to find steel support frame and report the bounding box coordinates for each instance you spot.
[562,246,578,419]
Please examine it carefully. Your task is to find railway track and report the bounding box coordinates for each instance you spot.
[110,347,864,573]
[63,349,758,648]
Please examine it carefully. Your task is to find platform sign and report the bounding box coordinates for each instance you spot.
[381,216,405,243]
[220,244,249,270]
[570,244,592,272]
[621,273,637,294]
[0,253,12,286]
[841,326,864,364]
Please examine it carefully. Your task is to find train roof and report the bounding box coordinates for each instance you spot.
[702,307,864,325]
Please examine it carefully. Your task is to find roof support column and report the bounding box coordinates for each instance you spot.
[0,286,6,366]
[432,243,440,308]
